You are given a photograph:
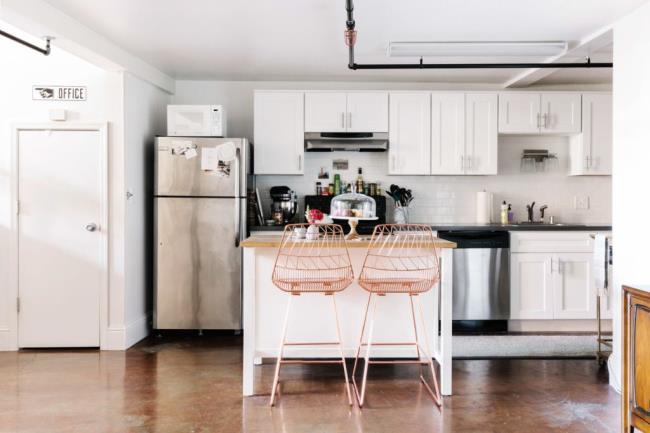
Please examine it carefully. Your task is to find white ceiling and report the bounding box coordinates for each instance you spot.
[42,0,645,86]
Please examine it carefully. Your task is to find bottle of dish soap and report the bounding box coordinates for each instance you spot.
[500,201,508,225]
[507,204,514,224]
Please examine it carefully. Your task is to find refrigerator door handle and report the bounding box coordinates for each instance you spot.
[234,147,241,247]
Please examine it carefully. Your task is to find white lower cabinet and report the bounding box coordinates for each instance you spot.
[553,253,595,319]
[511,253,554,319]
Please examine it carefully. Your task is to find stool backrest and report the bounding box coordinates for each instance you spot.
[359,224,440,294]
[272,224,353,293]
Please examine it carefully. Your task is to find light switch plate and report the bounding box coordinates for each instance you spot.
[574,196,590,210]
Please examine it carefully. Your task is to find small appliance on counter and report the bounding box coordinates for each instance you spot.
[270,186,298,225]
[305,195,386,235]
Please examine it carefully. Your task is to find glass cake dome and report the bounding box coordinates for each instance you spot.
[330,192,376,219]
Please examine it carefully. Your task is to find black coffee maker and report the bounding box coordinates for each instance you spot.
[270,186,297,225]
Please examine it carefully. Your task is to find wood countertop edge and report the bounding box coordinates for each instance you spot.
[240,235,457,249]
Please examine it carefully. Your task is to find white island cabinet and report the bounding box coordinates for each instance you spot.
[239,235,456,398]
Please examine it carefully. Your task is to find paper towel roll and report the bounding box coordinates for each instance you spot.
[476,191,492,224]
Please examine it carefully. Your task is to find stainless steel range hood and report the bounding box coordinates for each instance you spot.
[305,132,388,152]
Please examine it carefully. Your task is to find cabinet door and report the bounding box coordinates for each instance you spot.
[553,253,596,319]
[583,93,612,175]
[253,92,304,175]
[465,93,498,175]
[304,92,347,132]
[510,253,554,319]
[498,93,540,134]
[346,92,388,132]
[388,93,431,175]
[541,93,581,134]
[430,93,465,175]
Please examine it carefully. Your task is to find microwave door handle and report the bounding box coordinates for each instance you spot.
[234,147,241,247]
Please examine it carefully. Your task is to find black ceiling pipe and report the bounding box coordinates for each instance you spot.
[344,0,612,70]
[1,29,51,56]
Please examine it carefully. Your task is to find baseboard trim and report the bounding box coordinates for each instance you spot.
[102,315,150,351]
[0,328,16,351]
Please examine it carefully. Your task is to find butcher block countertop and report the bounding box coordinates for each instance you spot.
[240,234,457,249]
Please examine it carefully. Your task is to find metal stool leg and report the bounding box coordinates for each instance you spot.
[415,294,442,406]
[409,294,424,380]
[330,294,353,406]
[270,294,294,406]
[353,293,378,407]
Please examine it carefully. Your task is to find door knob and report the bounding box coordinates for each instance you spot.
[85,223,98,232]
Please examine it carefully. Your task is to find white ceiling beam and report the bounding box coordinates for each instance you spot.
[502,26,613,88]
[0,0,175,94]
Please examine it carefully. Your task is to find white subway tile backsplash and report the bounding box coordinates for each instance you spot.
[255,135,611,225]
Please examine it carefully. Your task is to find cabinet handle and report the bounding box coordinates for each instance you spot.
[298,154,302,171]
[551,258,556,274]
[460,155,465,170]
[341,112,345,129]
[466,156,472,171]
[584,155,590,170]
[348,112,352,129]
[543,113,549,129]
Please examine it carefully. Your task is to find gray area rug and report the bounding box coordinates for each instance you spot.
[453,335,608,358]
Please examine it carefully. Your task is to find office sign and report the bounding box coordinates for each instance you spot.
[32,86,87,101]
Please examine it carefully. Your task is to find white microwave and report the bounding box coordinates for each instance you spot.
[167,105,227,137]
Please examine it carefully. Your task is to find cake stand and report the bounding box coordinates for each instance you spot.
[335,216,378,240]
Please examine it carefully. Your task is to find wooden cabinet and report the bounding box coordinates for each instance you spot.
[569,93,612,176]
[430,93,465,175]
[305,91,388,133]
[510,232,607,321]
[499,92,581,134]
[388,92,431,175]
[623,285,650,433]
[253,91,305,175]
[465,93,498,175]
[511,253,554,319]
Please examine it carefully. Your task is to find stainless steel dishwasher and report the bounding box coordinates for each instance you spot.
[437,230,510,333]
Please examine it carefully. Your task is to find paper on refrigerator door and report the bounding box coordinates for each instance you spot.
[201,147,220,171]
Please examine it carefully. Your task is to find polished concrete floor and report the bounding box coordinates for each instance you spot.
[0,334,619,433]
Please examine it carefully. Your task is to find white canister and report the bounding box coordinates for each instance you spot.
[306,225,320,240]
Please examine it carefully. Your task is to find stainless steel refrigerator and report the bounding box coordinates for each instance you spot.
[154,136,248,330]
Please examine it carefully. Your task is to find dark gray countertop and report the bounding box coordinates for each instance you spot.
[250,223,612,232]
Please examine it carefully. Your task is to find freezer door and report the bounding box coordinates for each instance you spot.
[155,197,242,329]
[155,137,248,197]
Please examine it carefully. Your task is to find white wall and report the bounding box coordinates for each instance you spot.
[123,72,169,346]
[610,1,650,391]
[173,80,611,225]
[0,24,124,350]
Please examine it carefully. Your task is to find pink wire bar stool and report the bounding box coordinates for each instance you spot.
[269,223,354,406]
[352,224,442,407]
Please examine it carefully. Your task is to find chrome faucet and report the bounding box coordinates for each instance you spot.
[526,202,536,223]
[540,205,548,223]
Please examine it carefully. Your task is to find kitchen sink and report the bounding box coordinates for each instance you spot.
[512,222,586,227]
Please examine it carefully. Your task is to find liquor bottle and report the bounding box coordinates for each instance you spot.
[356,168,364,194]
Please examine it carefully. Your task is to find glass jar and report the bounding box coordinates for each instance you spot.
[330,192,376,219]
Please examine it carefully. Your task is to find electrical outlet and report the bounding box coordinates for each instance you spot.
[574,196,590,210]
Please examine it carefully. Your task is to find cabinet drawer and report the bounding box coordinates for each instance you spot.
[510,231,601,253]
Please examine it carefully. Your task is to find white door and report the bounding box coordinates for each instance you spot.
[541,93,581,134]
[553,253,596,319]
[253,92,304,175]
[304,92,347,132]
[510,253,554,319]
[388,92,431,175]
[583,93,612,175]
[346,92,388,132]
[465,93,498,175]
[498,93,540,134]
[430,93,465,175]
[17,127,105,347]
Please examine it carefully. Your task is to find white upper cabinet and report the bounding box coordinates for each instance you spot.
[430,93,465,175]
[304,91,388,133]
[389,92,431,175]
[541,93,581,134]
[498,93,540,134]
[304,92,347,132]
[569,93,612,176]
[346,92,388,132]
[465,93,498,175]
[499,92,581,135]
[253,91,305,175]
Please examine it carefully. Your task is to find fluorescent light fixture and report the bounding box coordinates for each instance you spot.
[387,41,568,58]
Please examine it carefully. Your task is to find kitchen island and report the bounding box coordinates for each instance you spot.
[240,234,456,397]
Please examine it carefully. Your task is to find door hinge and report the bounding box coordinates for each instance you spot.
[16,200,20,215]
[16,297,20,313]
